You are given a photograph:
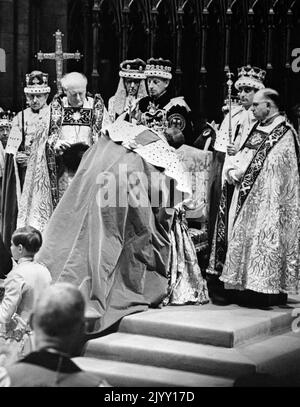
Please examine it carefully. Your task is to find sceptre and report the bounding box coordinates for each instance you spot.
[20,70,26,151]
[226,71,234,145]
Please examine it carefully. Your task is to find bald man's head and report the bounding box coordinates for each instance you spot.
[61,72,88,107]
[252,88,280,122]
[255,88,280,109]
[33,283,85,339]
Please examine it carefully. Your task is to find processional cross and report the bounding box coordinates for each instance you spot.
[36,29,82,94]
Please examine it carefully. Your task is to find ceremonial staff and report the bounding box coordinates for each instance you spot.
[224,70,234,248]
[226,70,234,144]
[20,70,25,151]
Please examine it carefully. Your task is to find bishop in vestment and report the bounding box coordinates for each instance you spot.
[1,71,50,249]
[45,72,110,208]
[208,89,300,306]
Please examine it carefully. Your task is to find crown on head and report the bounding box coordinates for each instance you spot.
[0,110,15,126]
[24,70,51,94]
[0,110,15,147]
[119,58,146,80]
[144,58,172,80]
[235,65,266,91]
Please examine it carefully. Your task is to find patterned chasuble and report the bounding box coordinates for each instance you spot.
[210,121,290,274]
[234,122,290,221]
[62,107,93,127]
[46,94,105,208]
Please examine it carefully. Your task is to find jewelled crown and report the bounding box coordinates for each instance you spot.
[24,70,51,94]
[144,58,172,80]
[0,110,15,147]
[119,58,146,80]
[0,110,15,126]
[235,65,266,91]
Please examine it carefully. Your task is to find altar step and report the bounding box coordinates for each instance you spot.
[74,357,234,387]
[74,294,300,387]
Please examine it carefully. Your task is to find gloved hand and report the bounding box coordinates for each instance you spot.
[227,143,238,156]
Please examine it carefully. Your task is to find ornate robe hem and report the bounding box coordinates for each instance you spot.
[221,278,298,295]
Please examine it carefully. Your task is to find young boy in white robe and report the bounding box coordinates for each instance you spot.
[0,226,52,366]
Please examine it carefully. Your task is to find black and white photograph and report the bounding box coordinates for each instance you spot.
[0,0,299,391]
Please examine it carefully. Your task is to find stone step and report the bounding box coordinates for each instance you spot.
[73,357,234,387]
[84,332,256,378]
[118,296,300,348]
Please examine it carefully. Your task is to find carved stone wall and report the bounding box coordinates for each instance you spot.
[68,0,300,127]
[1,0,300,128]
[0,0,68,110]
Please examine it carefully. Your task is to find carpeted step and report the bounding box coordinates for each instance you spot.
[73,357,235,387]
[84,332,256,378]
[118,297,300,347]
[80,295,300,386]
[237,328,300,381]
[84,328,300,382]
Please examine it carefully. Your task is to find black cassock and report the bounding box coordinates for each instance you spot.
[0,231,12,279]
[1,153,26,251]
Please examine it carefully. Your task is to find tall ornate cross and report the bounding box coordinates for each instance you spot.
[36,29,82,94]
